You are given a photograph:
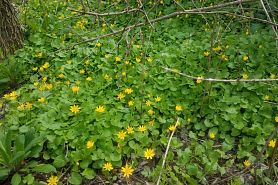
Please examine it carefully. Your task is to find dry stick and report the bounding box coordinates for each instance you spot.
[70,0,255,47]
[156,118,180,185]
[259,0,278,57]
[163,67,278,82]
[225,12,278,26]
[269,138,278,177]
[68,7,140,16]
[264,101,278,105]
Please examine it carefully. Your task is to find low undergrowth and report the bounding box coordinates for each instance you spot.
[0,0,277,184]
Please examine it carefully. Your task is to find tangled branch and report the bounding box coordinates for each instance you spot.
[163,67,278,83]
[70,0,275,48]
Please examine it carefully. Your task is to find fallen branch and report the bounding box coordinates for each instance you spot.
[68,7,140,16]
[70,0,258,47]
[156,118,179,185]
[163,67,278,82]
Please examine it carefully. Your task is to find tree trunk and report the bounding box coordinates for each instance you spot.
[0,0,24,59]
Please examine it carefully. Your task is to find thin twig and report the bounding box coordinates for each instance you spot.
[259,0,278,57]
[156,118,180,185]
[264,101,278,105]
[68,7,140,16]
[163,67,278,82]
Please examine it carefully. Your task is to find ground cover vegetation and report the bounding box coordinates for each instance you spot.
[0,0,277,184]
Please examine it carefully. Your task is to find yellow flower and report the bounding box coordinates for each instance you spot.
[47,175,58,185]
[196,76,203,83]
[103,162,113,171]
[75,20,86,30]
[96,105,105,113]
[86,77,93,81]
[25,102,33,110]
[243,55,249,61]
[147,57,153,63]
[46,83,53,90]
[72,86,79,93]
[125,60,130,65]
[84,60,90,65]
[144,148,155,160]
[58,74,64,78]
[220,54,228,61]
[104,74,111,81]
[8,92,16,99]
[96,42,102,47]
[65,81,70,86]
[270,74,276,79]
[125,88,133,94]
[268,139,276,148]
[38,97,45,103]
[9,91,17,100]
[139,125,146,132]
[86,140,94,149]
[149,120,155,126]
[35,52,43,58]
[146,100,151,107]
[204,51,210,57]
[117,131,126,140]
[212,46,221,52]
[42,77,48,82]
[67,60,72,64]
[115,56,121,62]
[209,133,215,139]
[155,96,161,102]
[43,62,50,69]
[175,105,182,111]
[275,116,278,123]
[34,82,39,87]
[105,54,110,59]
[126,126,134,134]
[117,92,125,100]
[17,104,25,111]
[70,105,80,114]
[136,57,141,63]
[128,101,134,107]
[79,69,85,74]
[32,67,38,71]
[243,160,251,167]
[263,95,269,101]
[122,71,126,77]
[148,109,154,115]
[168,125,176,131]
[121,164,134,178]
[242,74,249,79]
[3,94,10,99]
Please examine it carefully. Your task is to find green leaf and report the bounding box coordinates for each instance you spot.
[0,167,10,180]
[68,172,82,185]
[23,174,34,185]
[183,174,198,185]
[32,164,56,173]
[0,78,10,83]
[186,164,198,176]
[53,155,67,168]
[11,173,21,185]
[81,168,96,180]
